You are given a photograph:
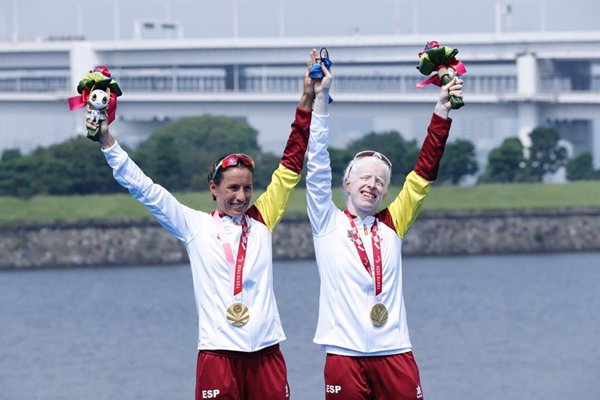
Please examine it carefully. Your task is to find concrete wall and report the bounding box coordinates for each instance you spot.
[2,208,600,269]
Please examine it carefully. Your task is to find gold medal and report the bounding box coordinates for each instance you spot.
[370,303,388,327]
[226,302,249,327]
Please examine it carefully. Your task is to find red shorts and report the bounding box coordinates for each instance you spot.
[195,344,290,400]
[324,351,424,400]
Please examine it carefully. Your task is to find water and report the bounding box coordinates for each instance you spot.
[1,253,599,400]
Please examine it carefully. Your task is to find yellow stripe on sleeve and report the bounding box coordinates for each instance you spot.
[253,164,301,232]
[388,171,431,238]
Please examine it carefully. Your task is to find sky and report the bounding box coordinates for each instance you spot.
[0,0,598,42]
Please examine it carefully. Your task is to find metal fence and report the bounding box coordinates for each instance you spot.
[2,70,600,95]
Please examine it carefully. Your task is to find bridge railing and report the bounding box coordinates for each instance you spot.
[2,70,600,95]
[540,75,573,92]
[119,75,227,92]
[0,75,69,92]
[118,74,521,94]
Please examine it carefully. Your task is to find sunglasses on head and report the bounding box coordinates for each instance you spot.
[211,153,255,181]
[352,150,392,169]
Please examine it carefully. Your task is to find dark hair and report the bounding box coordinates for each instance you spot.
[207,155,254,200]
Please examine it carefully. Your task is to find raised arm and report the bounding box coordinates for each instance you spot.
[305,49,337,235]
[385,77,463,238]
[250,53,315,232]
[89,119,198,242]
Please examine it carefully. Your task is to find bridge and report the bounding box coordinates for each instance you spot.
[1,31,599,168]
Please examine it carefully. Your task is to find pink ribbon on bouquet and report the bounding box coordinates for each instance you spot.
[416,59,467,88]
[68,90,118,124]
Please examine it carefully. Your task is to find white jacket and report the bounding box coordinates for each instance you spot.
[306,112,451,356]
[101,107,312,352]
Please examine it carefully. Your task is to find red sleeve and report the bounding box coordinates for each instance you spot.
[375,208,396,232]
[280,107,312,173]
[246,205,265,226]
[413,113,452,181]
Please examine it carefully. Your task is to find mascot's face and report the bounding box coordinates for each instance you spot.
[88,89,109,110]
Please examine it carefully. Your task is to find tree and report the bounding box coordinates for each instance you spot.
[0,136,122,197]
[0,156,36,197]
[134,115,262,191]
[525,126,568,181]
[1,148,22,162]
[566,152,599,181]
[33,136,122,194]
[0,114,269,197]
[0,148,34,197]
[479,138,527,183]
[135,134,184,190]
[438,139,478,184]
[32,158,73,195]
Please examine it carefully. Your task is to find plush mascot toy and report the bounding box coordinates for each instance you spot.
[416,41,466,109]
[68,66,122,141]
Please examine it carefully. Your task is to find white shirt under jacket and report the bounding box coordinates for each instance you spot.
[101,108,311,353]
[306,112,451,356]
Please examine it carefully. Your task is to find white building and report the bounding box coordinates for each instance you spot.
[1,32,600,171]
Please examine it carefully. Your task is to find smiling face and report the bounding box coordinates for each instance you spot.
[209,167,253,218]
[89,89,109,110]
[344,157,390,219]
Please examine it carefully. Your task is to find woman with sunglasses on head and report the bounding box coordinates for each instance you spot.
[306,49,463,399]
[87,52,318,400]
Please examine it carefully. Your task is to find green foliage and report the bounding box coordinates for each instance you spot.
[32,158,73,195]
[1,148,22,162]
[525,126,568,181]
[0,156,36,197]
[566,152,600,181]
[134,114,261,191]
[0,148,33,197]
[439,139,478,184]
[0,136,121,197]
[31,136,122,195]
[480,127,568,184]
[479,138,527,183]
[134,134,184,190]
[0,114,266,198]
[0,114,578,201]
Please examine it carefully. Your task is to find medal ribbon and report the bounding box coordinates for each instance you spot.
[344,210,383,296]
[212,211,249,296]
